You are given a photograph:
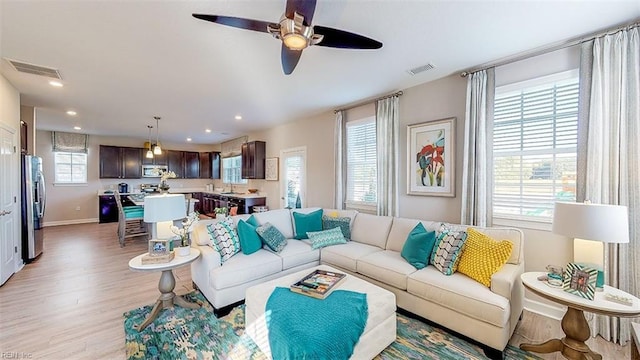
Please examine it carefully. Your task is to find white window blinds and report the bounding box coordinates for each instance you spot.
[493,70,578,220]
[346,117,377,206]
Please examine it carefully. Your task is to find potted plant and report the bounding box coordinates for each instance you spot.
[214,206,228,219]
[170,211,199,256]
[153,169,177,192]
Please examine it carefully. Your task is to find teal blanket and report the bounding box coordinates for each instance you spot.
[266,287,368,360]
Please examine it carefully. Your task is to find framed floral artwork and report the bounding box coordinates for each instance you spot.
[407,117,455,197]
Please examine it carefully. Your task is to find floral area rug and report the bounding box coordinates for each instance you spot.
[124,292,541,360]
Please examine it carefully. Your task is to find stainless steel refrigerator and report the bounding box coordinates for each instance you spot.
[21,155,46,262]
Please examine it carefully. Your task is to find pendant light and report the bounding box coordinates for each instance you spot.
[153,116,162,155]
[146,125,154,159]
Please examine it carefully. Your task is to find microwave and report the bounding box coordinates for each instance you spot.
[141,165,168,177]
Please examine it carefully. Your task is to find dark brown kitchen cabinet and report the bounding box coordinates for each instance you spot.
[142,148,167,166]
[199,151,221,179]
[241,141,266,179]
[184,151,200,179]
[99,145,142,179]
[167,150,184,178]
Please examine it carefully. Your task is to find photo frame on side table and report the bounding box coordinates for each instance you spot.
[563,262,597,300]
[265,157,279,181]
[148,239,170,257]
[407,117,455,197]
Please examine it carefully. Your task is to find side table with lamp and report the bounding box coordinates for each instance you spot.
[143,193,186,263]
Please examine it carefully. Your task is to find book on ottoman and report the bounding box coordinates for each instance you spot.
[290,269,346,299]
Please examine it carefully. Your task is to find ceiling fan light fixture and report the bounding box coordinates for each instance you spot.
[283,33,307,50]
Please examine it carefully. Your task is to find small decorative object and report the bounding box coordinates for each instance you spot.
[170,211,199,256]
[604,293,634,306]
[265,157,279,181]
[151,169,177,192]
[407,117,456,197]
[546,264,564,287]
[290,269,346,299]
[141,239,174,264]
[248,188,259,193]
[563,262,598,300]
[214,207,228,219]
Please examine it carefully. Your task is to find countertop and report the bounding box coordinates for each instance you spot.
[97,188,265,199]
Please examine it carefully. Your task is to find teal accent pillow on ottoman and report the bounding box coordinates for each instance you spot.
[401,223,436,269]
[307,227,347,249]
[256,222,287,252]
[293,209,323,239]
[237,218,262,255]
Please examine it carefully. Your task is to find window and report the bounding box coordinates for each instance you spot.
[222,155,247,184]
[54,152,87,184]
[493,70,578,222]
[345,117,377,208]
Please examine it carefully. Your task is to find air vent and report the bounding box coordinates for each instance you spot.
[5,58,62,79]
[407,63,435,76]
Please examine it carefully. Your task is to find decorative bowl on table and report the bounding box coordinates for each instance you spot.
[248,189,259,193]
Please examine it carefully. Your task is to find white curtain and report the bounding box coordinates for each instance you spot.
[375,96,399,216]
[583,26,639,344]
[334,110,346,210]
[460,69,495,226]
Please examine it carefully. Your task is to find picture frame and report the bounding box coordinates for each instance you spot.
[148,239,170,257]
[563,262,597,300]
[407,117,455,196]
[265,157,279,181]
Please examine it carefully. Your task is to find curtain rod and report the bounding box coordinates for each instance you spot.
[460,19,639,77]
[334,91,403,113]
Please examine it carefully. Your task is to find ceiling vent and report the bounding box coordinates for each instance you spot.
[407,63,435,76]
[5,58,62,79]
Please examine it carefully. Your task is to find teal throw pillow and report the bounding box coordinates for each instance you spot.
[401,223,436,269]
[255,222,287,252]
[293,209,323,239]
[237,219,262,255]
[246,214,259,227]
[322,215,351,239]
[307,227,348,249]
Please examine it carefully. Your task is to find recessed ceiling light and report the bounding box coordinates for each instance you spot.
[49,81,63,87]
[186,137,192,142]
[235,115,242,120]
[205,129,212,133]
[73,126,81,130]
[66,110,77,116]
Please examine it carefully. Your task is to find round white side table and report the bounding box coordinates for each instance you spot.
[129,248,201,331]
[520,271,640,360]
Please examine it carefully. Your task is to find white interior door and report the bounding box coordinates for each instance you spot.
[280,147,307,209]
[0,125,17,285]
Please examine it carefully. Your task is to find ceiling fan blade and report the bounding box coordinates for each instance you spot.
[285,0,317,26]
[192,14,275,33]
[313,25,382,49]
[281,45,302,75]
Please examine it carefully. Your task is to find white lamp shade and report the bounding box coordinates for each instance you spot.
[552,202,629,243]
[143,194,186,222]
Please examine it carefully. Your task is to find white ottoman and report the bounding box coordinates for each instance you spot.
[245,265,397,360]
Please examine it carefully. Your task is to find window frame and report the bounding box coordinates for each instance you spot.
[53,151,88,185]
[221,155,247,185]
[344,116,377,212]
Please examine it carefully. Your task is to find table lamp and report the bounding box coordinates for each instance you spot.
[143,194,186,240]
[552,201,629,290]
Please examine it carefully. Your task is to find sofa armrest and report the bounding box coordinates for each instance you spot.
[490,262,524,300]
[191,242,221,289]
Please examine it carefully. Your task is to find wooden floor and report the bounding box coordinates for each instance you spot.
[0,223,631,359]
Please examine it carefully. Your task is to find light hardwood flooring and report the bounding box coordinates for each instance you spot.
[0,223,632,359]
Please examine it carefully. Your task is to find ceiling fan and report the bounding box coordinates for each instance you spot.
[193,0,382,75]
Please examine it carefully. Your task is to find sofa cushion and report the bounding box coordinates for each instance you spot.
[401,223,437,269]
[407,266,510,328]
[430,227,468,275]
[277,239,320,270]
[320,242,383,272]
[386,217,440,252]
[256,222,287,253]
[210,250,283,290]
[237,219,262,255]
[457,228,513,287]
[350,213,393,249]
[322,215,352,239]
[253,209,294,239]
[292,209,323,239]
[307,227,347,249]
[357,250,417,290]
[207,218,240,263]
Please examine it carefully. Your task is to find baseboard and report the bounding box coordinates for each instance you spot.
[523,298,566,321]
[44,218,99,227]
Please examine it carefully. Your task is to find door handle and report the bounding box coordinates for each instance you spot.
[0,210,11,216]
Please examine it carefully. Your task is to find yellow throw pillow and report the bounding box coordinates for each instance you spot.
[457,228,513,287]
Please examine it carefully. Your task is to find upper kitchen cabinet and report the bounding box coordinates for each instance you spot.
[184,151,200,179]
[141,147,167,166]
[241,141,266,179]
[167,150,184,178]
[99,145,142,179]
[199,151,221,179]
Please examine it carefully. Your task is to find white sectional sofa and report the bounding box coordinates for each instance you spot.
[190,207,524,358]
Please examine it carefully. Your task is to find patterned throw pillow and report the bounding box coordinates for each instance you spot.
[430,225,468,275]
[207,217,240,263]
[457,228,513,287]
[255,222,287,253]
[322,215,351,239]
[306,227,347,249]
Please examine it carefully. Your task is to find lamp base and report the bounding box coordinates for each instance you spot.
[596,269,604,291]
